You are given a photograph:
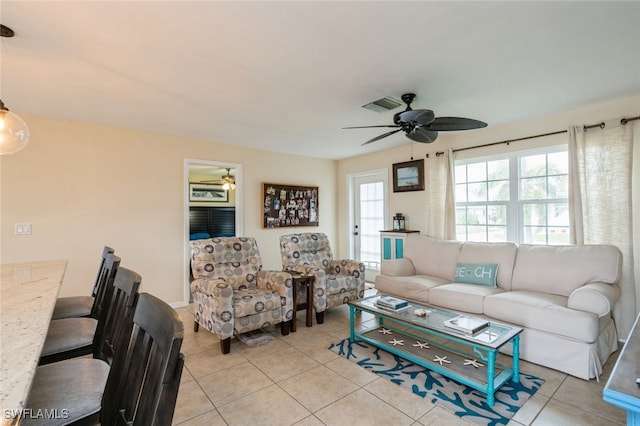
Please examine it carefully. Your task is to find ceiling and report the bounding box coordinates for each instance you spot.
[1,1,639,160]
[189,164,235,184]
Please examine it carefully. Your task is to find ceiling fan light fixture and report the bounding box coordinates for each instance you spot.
[222,168,236,190]
[0,99,30,155]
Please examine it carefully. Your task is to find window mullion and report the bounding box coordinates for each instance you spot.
[509,154,520,243]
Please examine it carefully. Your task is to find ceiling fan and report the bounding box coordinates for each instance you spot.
[202,168,236,190]
[344,93,487,145]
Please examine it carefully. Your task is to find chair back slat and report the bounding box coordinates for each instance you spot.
[94,266,141,364]
[101,293,184,426]
[91,252,120,320]
[91,246,115,297]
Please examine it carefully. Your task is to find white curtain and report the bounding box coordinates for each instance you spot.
[568,120,637,339]
[425,149,456,240]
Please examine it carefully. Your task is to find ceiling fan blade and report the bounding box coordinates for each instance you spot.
[361,129,403,145]
[407,128,439,143]
[343,125,401,129]
[395,109,435,126]
[427,117,488,131]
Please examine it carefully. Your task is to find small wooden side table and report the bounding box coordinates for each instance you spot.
[289,272,315,332]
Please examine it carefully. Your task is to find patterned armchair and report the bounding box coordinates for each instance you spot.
[279,233,365,324]
[190,237,293,354]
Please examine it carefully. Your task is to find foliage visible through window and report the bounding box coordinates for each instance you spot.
[455,148,569,245]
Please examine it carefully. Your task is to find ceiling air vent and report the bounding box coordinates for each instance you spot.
[362,96,402,113]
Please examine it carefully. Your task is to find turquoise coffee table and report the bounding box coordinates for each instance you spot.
[349,295,522,406]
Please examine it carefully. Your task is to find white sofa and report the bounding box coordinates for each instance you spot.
[375,235,622,380]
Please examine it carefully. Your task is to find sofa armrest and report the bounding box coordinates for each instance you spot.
[568,282,620,317]
[380,258,416,277]
[257,270,294,313]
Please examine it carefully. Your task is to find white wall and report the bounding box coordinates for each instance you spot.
[1,115,337,305]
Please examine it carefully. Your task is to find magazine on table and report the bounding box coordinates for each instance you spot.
[443,315,490,335]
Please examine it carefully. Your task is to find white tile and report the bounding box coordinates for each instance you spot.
[217,385,310,425]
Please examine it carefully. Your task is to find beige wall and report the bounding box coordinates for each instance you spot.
[2,95,637,307]
[1,116,337,305]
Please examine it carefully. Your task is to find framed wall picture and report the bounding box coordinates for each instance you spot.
[189,183,229,203]
[392,159,425,192]
[263,183,318,228]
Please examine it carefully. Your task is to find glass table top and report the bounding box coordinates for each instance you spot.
[351,294,522,349]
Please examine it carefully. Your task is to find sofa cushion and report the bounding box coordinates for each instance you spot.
[457,242,517,290]
[511,244,622,296]
[484,291,599,342]
[404,236,462,280]
[454,263,499,287]
[428,283,504,314]
[375,274,449,303]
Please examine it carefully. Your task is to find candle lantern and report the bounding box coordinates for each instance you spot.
[393,213,406,231]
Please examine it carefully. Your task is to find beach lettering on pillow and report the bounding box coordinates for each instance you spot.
[454,263,499,287]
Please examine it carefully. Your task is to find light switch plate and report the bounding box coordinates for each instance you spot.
[15,223,32,235]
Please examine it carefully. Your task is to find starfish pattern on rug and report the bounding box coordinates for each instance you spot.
[463,359,484,368]
[328,338,545,426]
[389,338,404,346]
[433,355,451,365]
[378,328,392,335]
[412,341,429,349]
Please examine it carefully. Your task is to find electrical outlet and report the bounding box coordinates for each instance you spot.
[14,223,32,235]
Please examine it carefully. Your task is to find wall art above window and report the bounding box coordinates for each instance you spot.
[263,182,318,228]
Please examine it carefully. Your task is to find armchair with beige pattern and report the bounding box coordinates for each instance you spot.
[279,232,365,324]
[190,237,293,354]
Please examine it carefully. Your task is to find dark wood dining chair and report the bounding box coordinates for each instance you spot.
[102,292,185,425]
[39,254,128,365]
[92,267,141,365]
[51,246,115,320]
[24,292,185,426]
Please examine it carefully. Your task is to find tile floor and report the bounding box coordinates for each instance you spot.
[172,302,626,426]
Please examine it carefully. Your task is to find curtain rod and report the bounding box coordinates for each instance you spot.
[432,114,640,156]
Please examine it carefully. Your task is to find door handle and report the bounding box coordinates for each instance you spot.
[353,232,359,236]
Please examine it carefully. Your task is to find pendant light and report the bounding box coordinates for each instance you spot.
[0,25,29,155]
[0,99,30,155]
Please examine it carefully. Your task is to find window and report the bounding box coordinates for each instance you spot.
[455,147,569,245]
[358,181,385,271]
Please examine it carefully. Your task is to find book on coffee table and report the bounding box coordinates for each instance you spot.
[444,315,489,335]
[374,302,411,313]
[376,296,408,310]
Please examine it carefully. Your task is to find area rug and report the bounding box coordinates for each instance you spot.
[237,329,274,347]
[329,338,544,426]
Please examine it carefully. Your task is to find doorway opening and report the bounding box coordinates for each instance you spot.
[184,159,243,304]
[348,169,388,284]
